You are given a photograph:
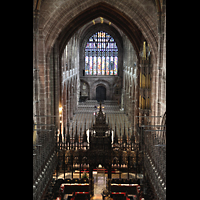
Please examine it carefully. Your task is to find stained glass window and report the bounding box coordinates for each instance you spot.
[85,31,118,76]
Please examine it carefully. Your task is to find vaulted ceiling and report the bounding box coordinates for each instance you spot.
[33,0,165,61]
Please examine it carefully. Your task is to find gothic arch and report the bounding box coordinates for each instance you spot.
[113,157,119,165]
[79,23,123,77]
[92,79,111,100]
[40,0,158,63]
[80,23,123,50]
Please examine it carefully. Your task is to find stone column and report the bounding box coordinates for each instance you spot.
[133,61,139,136]
[73,89,77,115]
[70,94,73,120]
[66,100,70,122]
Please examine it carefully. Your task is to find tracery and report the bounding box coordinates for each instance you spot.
[85,31,118,76]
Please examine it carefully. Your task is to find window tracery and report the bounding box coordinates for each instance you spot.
[85,31,118,76]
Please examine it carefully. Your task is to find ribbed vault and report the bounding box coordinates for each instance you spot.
[37,0,158,61]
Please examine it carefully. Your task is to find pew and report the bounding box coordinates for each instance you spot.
[111,179,140,194]
[111,183,138,195]
[71,192,89,200]
[60,183,89,194]
[110,192,130,200]
[63,192,89,200]
[58,178,89,199]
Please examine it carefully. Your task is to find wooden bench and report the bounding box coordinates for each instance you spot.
[111,192,130,200]
[111,183,138,195]
[63,192,89,200]
[60,183,89,194]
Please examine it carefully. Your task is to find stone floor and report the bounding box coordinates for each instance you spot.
[93,172,107,195]
[69,101,132,138]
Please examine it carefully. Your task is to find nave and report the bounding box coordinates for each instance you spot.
[68,100,132,139]
[33,1,166,199]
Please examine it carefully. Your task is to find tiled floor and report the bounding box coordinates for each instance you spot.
[93,172,107,195]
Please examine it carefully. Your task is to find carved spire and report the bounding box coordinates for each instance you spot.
[66,121,70,148]
[128,126,130,141]
[120,124,122,148]
[74,120,78,143]
[92,116,94,127]
[59,130,62,143]
[66,122,70,141]
[82,129,87,143]
[124,119,126,136]
[99,101,102,112]
[130,128,135,144]
[80,123,82,137]
[59,129,62,149]
[84,118,86,132]
[79,125,82,145]
[122,120,127,144]
[63,126,66,148]
[82,118,87,143]
[114,123,118,144]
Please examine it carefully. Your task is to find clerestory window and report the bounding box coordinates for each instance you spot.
[85,31,118,76]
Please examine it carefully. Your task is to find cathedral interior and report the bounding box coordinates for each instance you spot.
[33,0,166,200]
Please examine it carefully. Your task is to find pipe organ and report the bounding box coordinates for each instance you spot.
[139,41,152,114]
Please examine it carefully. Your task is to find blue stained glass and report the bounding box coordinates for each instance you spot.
[85,31,118,76]
[114,57,118,75]
[89,56,92,75]
[85,56,89,75]
[102,56,105,75]
[98,57,101,75]
[93,56,97,75]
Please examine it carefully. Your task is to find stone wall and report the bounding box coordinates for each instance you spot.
[33,0,166,199]
[121,34,138,129]
[61,33,80,131]
[80,76,122,103]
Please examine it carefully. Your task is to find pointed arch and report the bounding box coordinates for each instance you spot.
[40,1,158,63]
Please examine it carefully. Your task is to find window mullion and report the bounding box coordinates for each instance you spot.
[85,31,118,76]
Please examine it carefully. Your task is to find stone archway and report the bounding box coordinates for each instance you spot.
[96,85,106,102]
[91,80,111,100]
